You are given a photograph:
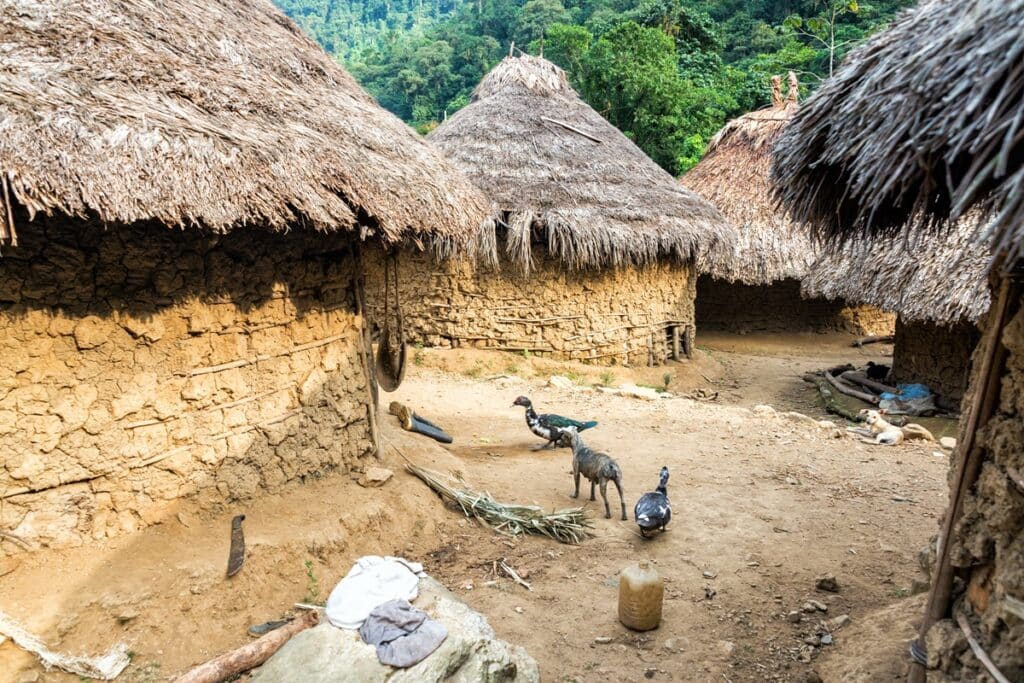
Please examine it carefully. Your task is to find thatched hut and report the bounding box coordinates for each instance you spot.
[681,74,894,335]
[801,222,990,404]
[0,0,488,551]
[367,54,734,366]
[772,0,1024,679]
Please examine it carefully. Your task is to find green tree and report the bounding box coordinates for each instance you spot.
[517,0,570,45]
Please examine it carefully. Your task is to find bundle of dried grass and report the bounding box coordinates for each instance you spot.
[682,74,814,285]
[771,0,1024,270]
[406,463,592,544]
[428,54,735,273]
[0,0,490,248]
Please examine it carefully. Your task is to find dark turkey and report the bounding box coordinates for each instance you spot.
[512,396,597,450]
[634,467,671,536]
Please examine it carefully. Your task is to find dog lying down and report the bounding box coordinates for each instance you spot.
[847,409,934,446]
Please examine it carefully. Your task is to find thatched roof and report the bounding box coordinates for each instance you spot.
[771,0,1024,271]
[682,73,814,284]
[802,219,991,325]
[427,55,734,272]
[0,0,490,247]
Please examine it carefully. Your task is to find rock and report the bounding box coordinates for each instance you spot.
[817,420,836,429]
[825,614,851,631]
[820,634,834,646]
[939,437,957,450]
[718,640,736,657]
[781,411,819,427]
[547,375,574,389]
[17,672,40,683]
[785,477,799,486]
[801,602,817,614]
[815,574,840,593]
[593,637,613,644]
[911,579,930,596]
[804,672,823,683]
[751,404,776,416]
[807,600,828,612]
[804,635,820,646]
[661,637,685,653]
[787,611,802,624]
[617,384,661,401]
[117,609,140,624]
[253,577,539,683]
[357,467,394,488]
[702,571,717,579]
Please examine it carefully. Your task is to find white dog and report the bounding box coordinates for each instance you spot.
[848,409,905,445]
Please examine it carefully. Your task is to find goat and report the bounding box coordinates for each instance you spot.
[560,426,626,520]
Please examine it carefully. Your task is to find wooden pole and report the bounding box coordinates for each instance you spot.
[908,275,1018,682]
[172,611,318,683]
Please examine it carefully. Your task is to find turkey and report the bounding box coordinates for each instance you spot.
[512,396,597,450]
[634,467,671,536]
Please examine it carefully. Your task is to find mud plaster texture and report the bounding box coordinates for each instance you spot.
[925,291,1023,682]
[0,214,374,553]
[893,317,979,403]
[695,275,896,335]
[366,248,696,366]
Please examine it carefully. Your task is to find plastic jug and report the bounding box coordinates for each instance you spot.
[618,560,663,631]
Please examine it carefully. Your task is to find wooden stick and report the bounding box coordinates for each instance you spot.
[172,610,318,683]
[540,117,603,144]
[803,375,863,422]
[851,334,894,347]
[824,371,879,404]
[840,370,898,395]
[955,611,1011,683]
[500,560,533,591]
[910,275,1018,683]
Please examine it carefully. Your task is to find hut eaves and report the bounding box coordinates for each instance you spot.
[682,73,814,285]
[0,0,490,246]
[428,54,735,272]
[771,0,1024,271]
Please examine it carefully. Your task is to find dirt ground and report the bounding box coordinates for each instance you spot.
[0,334,952,682]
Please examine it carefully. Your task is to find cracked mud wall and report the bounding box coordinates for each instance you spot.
[367,248,696,366]
[695,275,896,335]
[925,289,1023,682]
[893,318,980,403]
[0,214,374,553]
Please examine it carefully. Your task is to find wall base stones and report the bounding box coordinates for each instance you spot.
[893,317,979,404]
[696,275,896,335]
[367,248,696,366]
[0,214,374,552]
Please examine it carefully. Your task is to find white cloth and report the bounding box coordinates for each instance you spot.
[325,556,426,629]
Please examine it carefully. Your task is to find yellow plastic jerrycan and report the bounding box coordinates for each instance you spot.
[618,560,663,631]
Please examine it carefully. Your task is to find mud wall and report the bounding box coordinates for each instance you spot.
[695,275,896,335]
[926,290,1023,681]
[893,317,979,402]
[0,214,374,552]
[366,249,696,366]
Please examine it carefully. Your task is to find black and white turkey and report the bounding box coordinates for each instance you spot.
[634,467,671,536]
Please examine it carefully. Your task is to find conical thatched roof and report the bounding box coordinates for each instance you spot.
[0,0,490,247]
[682,74,813,284]
[771,0,1024,271]
[801,219,991,326]
[427,55,734,272]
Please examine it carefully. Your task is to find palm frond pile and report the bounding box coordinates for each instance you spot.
[406,463,592,544]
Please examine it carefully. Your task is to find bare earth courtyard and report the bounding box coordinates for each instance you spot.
[0,336,950,682]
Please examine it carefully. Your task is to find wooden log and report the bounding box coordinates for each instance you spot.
[839,370,898,395]
[824,371,879,405]
[172,610,318,683]
[851,334,894,347]
[803,375,863,422]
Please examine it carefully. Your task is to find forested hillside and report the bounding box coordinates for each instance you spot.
[275,0,914,174]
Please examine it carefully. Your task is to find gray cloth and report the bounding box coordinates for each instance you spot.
[358,599,447,668]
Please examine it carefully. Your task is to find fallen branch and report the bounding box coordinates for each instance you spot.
[802,374,863,422]
[851,335,894,348]
[840,370,898,395]
[0,611,129,680]
[825,372,879,405]
[172,610,318,683]
[500,560,533,591]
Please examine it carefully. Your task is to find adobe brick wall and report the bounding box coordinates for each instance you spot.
[0,215,373,552]
[696,275,896,335]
